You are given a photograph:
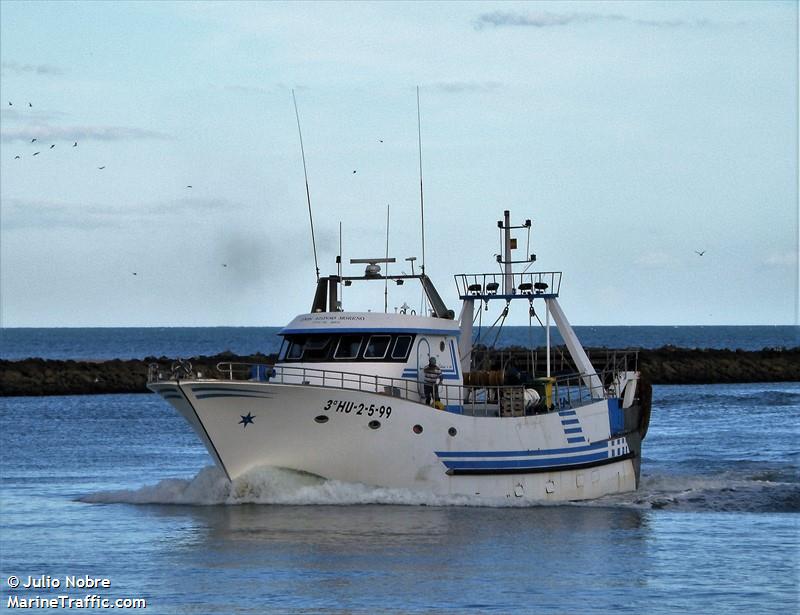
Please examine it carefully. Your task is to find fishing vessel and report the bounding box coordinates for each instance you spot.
[148,210,650,502]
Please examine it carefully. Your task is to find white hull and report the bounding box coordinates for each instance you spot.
[151,380,639,502]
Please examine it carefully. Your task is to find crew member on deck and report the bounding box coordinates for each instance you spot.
[423,357,442,406]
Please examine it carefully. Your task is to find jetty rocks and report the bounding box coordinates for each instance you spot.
[1,347,798,397]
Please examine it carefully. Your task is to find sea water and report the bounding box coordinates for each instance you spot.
[1,382,798,613]
[2,325,798,360]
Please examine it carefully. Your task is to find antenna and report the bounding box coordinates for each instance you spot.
[416,85,426,275]
[292,89,320,282]
[384,204,390,313]
[338,220,343,307]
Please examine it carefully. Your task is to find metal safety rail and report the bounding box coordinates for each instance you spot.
[455,271,562,301]
[148,360,621,418]
[470,347,640,380]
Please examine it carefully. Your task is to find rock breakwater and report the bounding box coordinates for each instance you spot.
[1,347,798,397]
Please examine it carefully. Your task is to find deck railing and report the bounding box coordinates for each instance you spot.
[148,358,627,417]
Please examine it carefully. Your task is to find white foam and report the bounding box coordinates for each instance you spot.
[80,465,798,511]
[584,472,798,512]
[80,466,507,507]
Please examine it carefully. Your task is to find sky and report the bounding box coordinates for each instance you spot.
[0,0,797,327]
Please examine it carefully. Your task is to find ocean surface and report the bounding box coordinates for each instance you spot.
[1,328,799,612]
[2,325,798,360]
[1,381,798,613]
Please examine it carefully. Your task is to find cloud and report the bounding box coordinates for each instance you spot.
[0,124,172,143]
[223,84,273,96]
[475,11,624,29]
[634,251,676,267]
[2,198,126,230]
[473,11,716,30]
[142,197,237,216]
[1,61,65,76]
[1,108,70,123]
[2,197,243,230]
[632,18,713,28]
[429,81,502,93]
[763,251,798,267]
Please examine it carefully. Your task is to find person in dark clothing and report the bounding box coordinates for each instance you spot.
[423,357,442,405]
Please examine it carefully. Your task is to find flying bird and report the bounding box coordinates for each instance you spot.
[14,155,20,159]
[97,166,105,169]
[30,138,36,143]
[28,102,32,107]
[49,144,55,149]
[132,272,137,276]
[222,263,228,268]
[378,139,383,143]
[186,185,192,188]
[7,102,11,106]
[695,250,706,256]
[352,170,357,174]
[73,142,78,147]
[32,152,40,156]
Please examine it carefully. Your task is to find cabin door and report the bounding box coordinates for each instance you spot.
[415,336,432,399]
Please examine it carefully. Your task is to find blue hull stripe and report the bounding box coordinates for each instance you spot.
[443,451,609,470]
[436,440,609,458]
[195,393,273,400]
[191,386,271,394]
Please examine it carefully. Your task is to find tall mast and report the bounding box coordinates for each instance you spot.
[417,86,426,275]
[503,209,512,294]
[292,89,320,282]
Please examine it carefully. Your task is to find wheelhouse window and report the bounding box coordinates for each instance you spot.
[391,335,413,360]
[334,335,363,360]
[286,337,305,360]
[304,336,332,361]
[279,332,415,362]
[278,339,289,361]
[364,335,391,359]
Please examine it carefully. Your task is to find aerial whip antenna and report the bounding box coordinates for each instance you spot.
[384,204,390,313]
[416,85,426,275]
[338,220,343,306]
[292,89,320,282]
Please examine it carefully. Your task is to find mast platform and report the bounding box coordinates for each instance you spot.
[455,271,562,301]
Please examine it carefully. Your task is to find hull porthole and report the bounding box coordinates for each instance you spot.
[314,415,329,424]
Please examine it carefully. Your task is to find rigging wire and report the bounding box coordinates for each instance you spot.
[528,302,535,377]
[490,303,510,348]
[474,303,507,347]
[292,89,320,282]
